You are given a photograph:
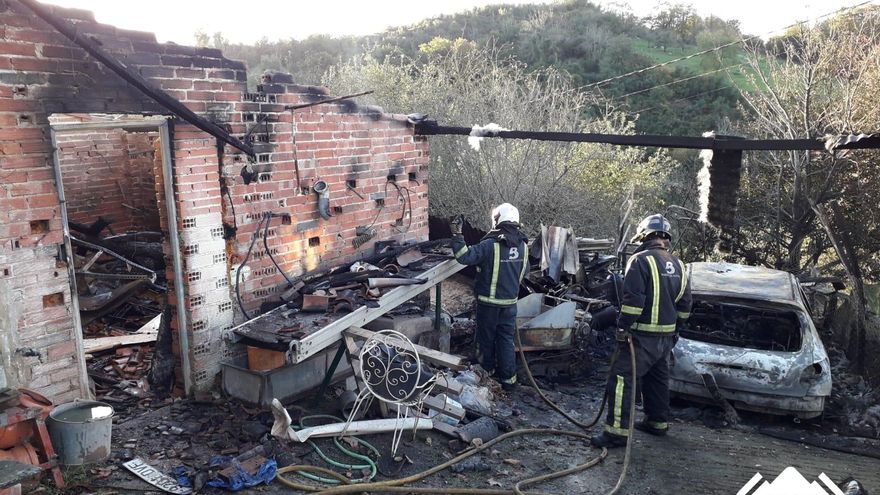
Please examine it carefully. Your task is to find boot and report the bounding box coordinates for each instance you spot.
[635,420,668,437]
[590,431,628,448]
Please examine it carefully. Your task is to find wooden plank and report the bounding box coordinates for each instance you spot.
[422,394,465,420]
[83,313,162,353]
[433,375,464,395]
[289,259,466,363]
[83,331,158,353]
[344,326,465,370]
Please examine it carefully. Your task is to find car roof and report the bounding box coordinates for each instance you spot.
[688,262,798,302]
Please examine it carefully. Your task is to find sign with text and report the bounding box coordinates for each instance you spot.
[123,458,192,494]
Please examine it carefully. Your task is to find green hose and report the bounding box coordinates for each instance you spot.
[285,415,380,485]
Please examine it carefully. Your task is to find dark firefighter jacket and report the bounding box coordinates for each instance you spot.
[452,223,528,307]
[617,238,692,334]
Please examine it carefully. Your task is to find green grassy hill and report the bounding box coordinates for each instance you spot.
[217,1,757,135]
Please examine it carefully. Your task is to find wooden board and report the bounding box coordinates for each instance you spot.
[83,314,161,353]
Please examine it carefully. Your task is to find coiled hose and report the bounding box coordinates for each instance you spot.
[277,335,638,494]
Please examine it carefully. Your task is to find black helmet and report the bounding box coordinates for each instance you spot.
[631,214,671,243]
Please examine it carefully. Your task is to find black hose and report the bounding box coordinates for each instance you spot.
[234,214,266,320]
[262,214,296,288]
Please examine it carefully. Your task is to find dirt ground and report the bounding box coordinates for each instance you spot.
[55,365,879,495]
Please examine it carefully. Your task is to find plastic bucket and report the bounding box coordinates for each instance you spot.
[47,400,114,465]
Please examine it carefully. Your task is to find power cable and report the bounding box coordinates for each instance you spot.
[616,64,745,100]
[234,214,267,320]
[633,84,736,114]
[581,0,876,89]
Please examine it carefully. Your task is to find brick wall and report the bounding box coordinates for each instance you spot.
[0,0,429,399]
[55,128,160,232]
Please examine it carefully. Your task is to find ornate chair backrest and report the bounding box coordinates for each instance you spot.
[359,330,436,406]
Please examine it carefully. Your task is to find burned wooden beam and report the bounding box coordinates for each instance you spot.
[415,121,880,152]
[19,0,255,157]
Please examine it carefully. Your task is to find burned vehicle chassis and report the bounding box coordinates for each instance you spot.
[669,263,832,419]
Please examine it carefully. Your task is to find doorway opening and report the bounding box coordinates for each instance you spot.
[50,114,190,407]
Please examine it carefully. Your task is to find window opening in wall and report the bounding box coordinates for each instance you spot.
[50,113,177,401]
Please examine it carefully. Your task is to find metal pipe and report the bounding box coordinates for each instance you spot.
[158,121,194,395]
[367,278,428,289]
[434,283,442,331]
[48,127,92,400]
[313,180,331,220]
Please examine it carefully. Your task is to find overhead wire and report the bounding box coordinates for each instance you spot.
[633,85,736,114]
[581,0,877,90]
[616,63,745,100]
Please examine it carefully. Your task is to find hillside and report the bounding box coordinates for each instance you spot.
[214,1,750,135]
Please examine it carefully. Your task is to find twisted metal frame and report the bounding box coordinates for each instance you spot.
[342,330,438,454]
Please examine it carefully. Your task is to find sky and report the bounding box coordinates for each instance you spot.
[41,0,873,45]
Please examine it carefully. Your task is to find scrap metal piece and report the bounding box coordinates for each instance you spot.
[71,236,156,283]
[396,248,427,267]
[122,458,192,494]
[301,294,331,313]
[515,294,577,351]
[367,278,428,289]
[700,372,739,425]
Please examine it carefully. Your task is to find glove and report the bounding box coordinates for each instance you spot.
[450,214,464,235]
[615,327,630,342]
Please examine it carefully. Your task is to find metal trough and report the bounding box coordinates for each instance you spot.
[515,294,577,351]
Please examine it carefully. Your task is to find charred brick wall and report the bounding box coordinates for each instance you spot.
[0,1,429,399]
[55,128,160,232]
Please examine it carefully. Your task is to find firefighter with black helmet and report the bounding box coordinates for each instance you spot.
[451,204,529,391]
[591,214,692,448]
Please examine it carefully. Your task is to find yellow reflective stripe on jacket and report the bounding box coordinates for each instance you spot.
[646,255,661,325]
[519,243,529,282]
[455,245,469,258]
[489,243,501,299]
[633,322,677,333]
[675,259,688,303]
[477,295,518,306]
[605,424,629,437]
[612,375,624,430]
[647,421,668,430]
[621,305,643,316]
[677,311,690,319]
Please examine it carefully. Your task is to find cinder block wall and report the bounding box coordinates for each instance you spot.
[55,128,161,232]
[0,0,429,399]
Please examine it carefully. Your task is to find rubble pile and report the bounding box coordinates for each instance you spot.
[826,346,880,438]
[87,345,155,416]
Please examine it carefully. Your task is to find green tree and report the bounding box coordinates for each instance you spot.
[324,44,675,235]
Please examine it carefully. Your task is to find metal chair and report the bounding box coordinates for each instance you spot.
[342,330,439,454]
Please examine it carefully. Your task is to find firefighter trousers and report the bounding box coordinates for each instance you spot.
[474,303,517,384]
[603,333,677,437]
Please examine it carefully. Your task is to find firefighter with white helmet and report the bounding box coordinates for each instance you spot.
[591,213,693,448]
[451,203,529,390]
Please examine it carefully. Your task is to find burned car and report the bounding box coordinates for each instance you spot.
[669,262,832,418]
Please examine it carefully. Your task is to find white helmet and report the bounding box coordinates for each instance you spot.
[491,203,520,228]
